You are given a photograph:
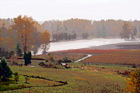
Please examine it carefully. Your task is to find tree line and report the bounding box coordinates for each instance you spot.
[42,19,140,40]
[1,18,140,42]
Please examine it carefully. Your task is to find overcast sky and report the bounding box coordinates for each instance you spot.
[0,0,140,21]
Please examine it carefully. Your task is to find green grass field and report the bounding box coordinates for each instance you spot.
[0,64,127,93]
[1,50,139,93]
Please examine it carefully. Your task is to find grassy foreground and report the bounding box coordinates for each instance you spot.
[0,64,127,93]
[2,49,138,93]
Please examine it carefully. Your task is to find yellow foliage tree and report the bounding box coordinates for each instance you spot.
[9,15,35,52]
[125,69,140,93]
[41,30,50,54]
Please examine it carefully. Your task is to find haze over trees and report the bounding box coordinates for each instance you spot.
[120,21,138,40]
[41,19,140,41]
[120,21,133,40]
[0,15,50,61]
[1,18,140,42]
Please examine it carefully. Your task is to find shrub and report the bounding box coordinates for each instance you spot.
[47,53,54,62]
[58,60,63,64]
[38,62,46,67]
[9,51,15,58]
[46,62,57,68]
[125,69,140,93]
[63,57,71,63]
[25,76,29,83]
[0,48,10,59]
[38,62,57,68]
[14,72,19,84]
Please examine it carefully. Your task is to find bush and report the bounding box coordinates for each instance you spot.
[58,59,63,64]
[9,51,15,58]
[14,72,19,84]
[46,62,57,68]
[125,69,140,93]
[63,57,71,63]
[0,48,10,59]
[47,53,54,62]
[38,62,46,67]
[38,62,57,68]
[25,76,29,83]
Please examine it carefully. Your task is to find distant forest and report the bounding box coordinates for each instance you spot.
[0,18,140,42]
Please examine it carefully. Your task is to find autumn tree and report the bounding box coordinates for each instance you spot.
[120,21,133,40]
[9,15,36,52]
[41,30,50,54]
[0,29,12,58]
[0,26,6,49]
[8,15,49,65]
[125,69,140,93]
[0,23,15,52]
[32,32,42,55]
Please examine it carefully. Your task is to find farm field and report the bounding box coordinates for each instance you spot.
[34,53,86,61]
[81,49,140,65]
[53,49,124,54]
[1,49,140,93]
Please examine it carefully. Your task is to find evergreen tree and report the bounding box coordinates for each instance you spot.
[28,52,32,64]
[23,51,32,65]
[0,57,13,81]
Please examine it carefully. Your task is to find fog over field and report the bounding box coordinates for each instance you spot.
[37,38,140,54]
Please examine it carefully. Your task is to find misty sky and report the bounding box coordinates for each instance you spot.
[0,0,140,21]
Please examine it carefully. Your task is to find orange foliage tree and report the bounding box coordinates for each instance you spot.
[125,69,140,93]
[9,15,35,52]
[41,30,50,54]
[0,15,50,57]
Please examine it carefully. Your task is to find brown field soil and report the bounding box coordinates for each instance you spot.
[81,49,140,65]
